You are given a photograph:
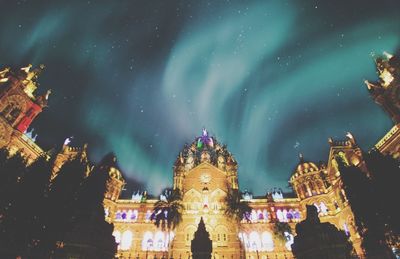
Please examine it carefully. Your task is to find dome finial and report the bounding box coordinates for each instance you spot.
[202,128,209,137]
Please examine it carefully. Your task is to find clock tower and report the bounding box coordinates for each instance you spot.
[172,129,241,258]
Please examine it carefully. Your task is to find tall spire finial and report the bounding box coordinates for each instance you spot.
[299,153,304,162]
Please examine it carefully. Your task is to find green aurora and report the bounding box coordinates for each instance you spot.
[0,0,399,195]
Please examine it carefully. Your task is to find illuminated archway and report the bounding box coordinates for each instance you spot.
[120,230,133,250]
[248,231,261,251]
[261,232,274,251]
[142,231,154,251]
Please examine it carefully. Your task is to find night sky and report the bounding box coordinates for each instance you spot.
[0,0,399,195]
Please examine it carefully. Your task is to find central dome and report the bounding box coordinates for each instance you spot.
[174,128,236,172]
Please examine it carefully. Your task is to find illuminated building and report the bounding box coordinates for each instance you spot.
[107,129,365,259]
[0,52,399,258]
[0,64,50,163]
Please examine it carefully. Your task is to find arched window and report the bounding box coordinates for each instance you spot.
[154,231,165,251]
[263,209,268,222]
[126,210,132,220]
[248,231,261,251]
[216,226,228,246]
[185,226,196,246]
[121,210,127,220]
[120,231,133,250]
[240,232,251,250]
[251,210,257,223]
[261,232,274,251]
[142,231,153,251]
[294,209,301,220]
[145,210,152,222]
[276,209,284,222]
[287,209,294,221]
[282,209,288,222]
[115,210,122,220]
[131,209,138,221]
[6,107,21,123]
[257,210,263,220]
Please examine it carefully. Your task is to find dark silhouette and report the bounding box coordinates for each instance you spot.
[12,154,54,257]
[224,188,251,223]
[337,156,395,258]
[365,150,400,239]
[191,217,212,259]
[53,153,117,258]
[0,150,118,259]
[153,187,184,258]
[291,205,355,259]
[0,149,28,257]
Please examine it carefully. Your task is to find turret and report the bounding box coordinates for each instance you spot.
[102,154,125,202]
[173,152,185,190]
[327,132,365,181]
[290,154,327,199]
[52,139,89,178]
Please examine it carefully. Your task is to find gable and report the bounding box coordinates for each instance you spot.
[182,162,229,194]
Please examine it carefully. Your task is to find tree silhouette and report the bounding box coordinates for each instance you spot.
[0,150,27,257]
[153,188,183,232]
[41,154,88,254]
[153,188,183,257]
[53,153,117,258]
[12,153,54,256]
[224,188,251,258]
[337,157,394,258]
[365,150,400,240]
[291,205,355,259]
[0,151,26,213]
[224,188,251,224]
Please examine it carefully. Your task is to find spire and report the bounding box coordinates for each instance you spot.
[196,217,207,234]
[191,217,212,259]
[299,153,304,163]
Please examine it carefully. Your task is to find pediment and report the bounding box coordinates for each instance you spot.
[182,162,229,194]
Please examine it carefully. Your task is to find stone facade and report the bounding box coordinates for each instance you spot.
[108,130,366,259]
